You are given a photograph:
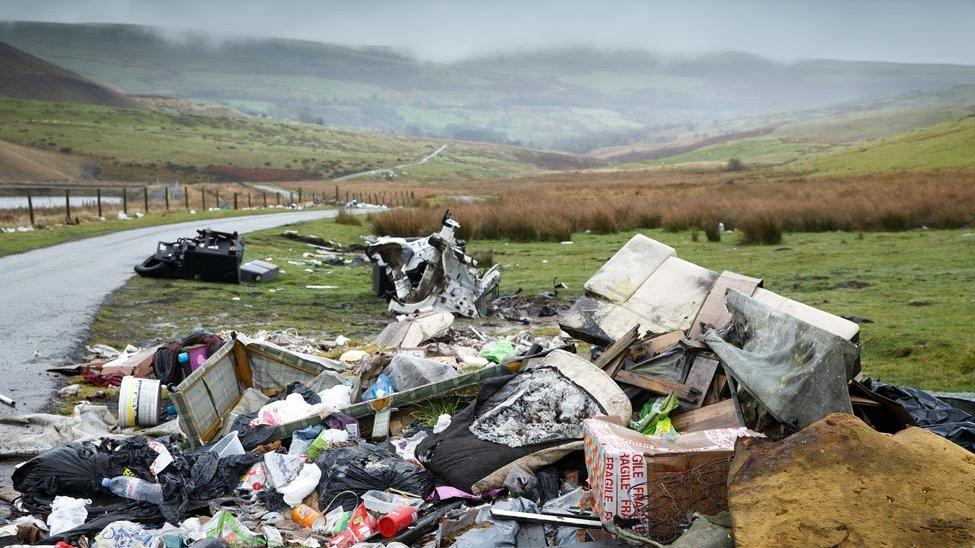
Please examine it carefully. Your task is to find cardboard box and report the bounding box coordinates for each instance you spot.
[582,416,758,541]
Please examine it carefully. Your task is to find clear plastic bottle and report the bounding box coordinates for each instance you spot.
[101,476,164,505]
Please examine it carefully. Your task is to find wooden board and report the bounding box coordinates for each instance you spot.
[614,369,699,402]
[628,330,683,361]
[593,325,639,376]
[680,356,720,410]
[671,399,743,432]
[687,271,762,338]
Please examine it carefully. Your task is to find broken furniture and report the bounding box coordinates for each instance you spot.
[368,211,501,317]
[135,229,245,283]
[239,259,280,283]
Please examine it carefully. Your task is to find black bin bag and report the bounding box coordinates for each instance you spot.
[315,441,433,512]
[12,442,121,498]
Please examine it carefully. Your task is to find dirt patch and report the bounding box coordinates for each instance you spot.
[908,299,935,307]
[832,280,872,290]
[728,413,975,547]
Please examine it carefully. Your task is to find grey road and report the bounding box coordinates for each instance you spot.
[0,208,350,417]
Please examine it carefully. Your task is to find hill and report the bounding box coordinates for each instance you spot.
[0,139,95,181]
[0,39,138,108]
[3,21,975,150]
[605,85,975,167]
[0,97,595,183]
[790,115,975,176]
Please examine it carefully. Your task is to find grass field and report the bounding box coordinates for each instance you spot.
[0,97,579,184]
[791,115,975,176]
[89,217,975,392]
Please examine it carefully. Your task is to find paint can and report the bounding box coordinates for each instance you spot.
[118,376,161,427]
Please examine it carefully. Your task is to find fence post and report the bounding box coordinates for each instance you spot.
[184,187,189,211]
[298,187,303,203]
[143,186,149,214]
[289,192,294,205]
[233,193,238,210]
[123,188,128,215]
[311,192,316,204]
[335,185,339,201]
[202,186,206,211]
[96,188,102,218]
[164,187,170,211]
[276,193,281,206]
[64,189,71,224]
[263,192,268,208]
[247,193,252,208]
[345,191,349,202]
[215,190,220,209]
[27,190,35,226]
[411,190,416,205]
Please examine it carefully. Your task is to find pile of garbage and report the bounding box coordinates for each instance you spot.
[134,229,279,284]
[4,234,974,547]
[367,211,501,318]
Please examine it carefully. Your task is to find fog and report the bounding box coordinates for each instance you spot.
[1,0,974,65]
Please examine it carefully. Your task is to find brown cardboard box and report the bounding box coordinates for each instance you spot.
[582,416,759,542]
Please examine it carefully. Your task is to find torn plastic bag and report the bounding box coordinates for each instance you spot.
[384,354,459,392]
[0,403,117,459]
[417,350,630,493]
[626,344,694,384]
[703,290,857,430]
[862,379,975,451]
[31,500,164,545]
[314,441,434,512]
[47,496,90,536]
[12,442,119,498]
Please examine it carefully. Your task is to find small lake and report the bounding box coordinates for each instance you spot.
[0,196,124,210]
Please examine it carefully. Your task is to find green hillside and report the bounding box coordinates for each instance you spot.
[0,97,588,183]
[4,21,975,151]
[792,115,975,176]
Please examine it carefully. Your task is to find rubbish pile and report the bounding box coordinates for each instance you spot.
[135,228,279,284]
[368,211,501,318]
[4,234,974,547]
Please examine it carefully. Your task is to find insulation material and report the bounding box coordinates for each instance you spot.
[469,367,601,447]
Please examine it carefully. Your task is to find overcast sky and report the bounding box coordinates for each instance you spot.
[2,0,973,65]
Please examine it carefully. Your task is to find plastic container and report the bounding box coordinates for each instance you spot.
[361,490,423,515]
[208,431,245,458]
[291,504,326,530]
[101,476,164,505]
[378,505,417,538]
[118,376,162,427]
[183,345,210,371]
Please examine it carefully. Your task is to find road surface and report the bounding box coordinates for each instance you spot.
[332,144,448,182]
[0,208,353,417]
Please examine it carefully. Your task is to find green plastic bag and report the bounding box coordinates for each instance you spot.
[203,510,265,546]
[629,393,679,437]
[478,339,516,364]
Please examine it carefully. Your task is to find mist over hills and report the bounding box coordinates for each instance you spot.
[2,20,975,151]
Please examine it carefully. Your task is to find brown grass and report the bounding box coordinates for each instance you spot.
[362,169,975,243]
[335,208,362,226]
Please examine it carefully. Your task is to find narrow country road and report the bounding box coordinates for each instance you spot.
[0,208,353,417]
[332,144,448,182]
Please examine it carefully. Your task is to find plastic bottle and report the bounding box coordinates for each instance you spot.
[101,477,164,505]
[291,504,326,531]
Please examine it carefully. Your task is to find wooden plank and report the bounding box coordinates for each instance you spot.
[614,369,699,402]
[628,330,683,361]
[231,339,254,389]
[688,271,762,338]
[680,356,720,410]
[671,399,743,432]
[593,325,639,372]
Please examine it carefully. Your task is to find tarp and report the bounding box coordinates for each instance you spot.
[704,290,857,430]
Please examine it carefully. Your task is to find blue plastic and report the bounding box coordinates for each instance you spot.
[362,373,396,401]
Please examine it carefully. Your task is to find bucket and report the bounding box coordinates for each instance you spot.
[118,376,162,427]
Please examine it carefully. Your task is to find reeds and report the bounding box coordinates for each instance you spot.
[365,170,975,243]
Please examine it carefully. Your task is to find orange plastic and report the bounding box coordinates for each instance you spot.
[292,504,323,529]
